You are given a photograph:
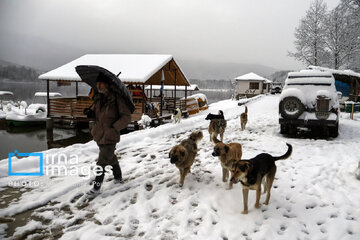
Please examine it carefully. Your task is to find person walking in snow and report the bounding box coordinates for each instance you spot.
[87,72,132,196]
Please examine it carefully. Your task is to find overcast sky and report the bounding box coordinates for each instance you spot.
[0,0,340,71]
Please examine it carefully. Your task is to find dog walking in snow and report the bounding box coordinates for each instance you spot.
[173,108,182,124]
[169,131,203,186]
[206,110,227,142]
[240,106,248,131]
[230,143,292,214]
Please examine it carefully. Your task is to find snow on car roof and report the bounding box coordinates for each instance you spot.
[286,70,335,85]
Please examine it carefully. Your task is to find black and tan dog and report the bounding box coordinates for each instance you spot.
[207,111,227,142]
[230,143,292,214]
[212,136,242,189]
[240,106,248,131]
[205,110,224,120]
[169,131,203,186]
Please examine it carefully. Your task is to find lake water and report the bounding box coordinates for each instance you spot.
[0,125,92,160]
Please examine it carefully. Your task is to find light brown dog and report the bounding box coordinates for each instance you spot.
[240,106,248,131]
[230,143,292,214]
[211,136,242,189]
[208,118,227,142]
[169,131,203,186]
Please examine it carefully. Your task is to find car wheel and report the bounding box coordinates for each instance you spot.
[279,97,305,119]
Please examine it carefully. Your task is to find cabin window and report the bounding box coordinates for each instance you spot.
[249,82,259,90]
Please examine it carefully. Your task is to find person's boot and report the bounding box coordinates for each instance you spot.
[112,163,123,184]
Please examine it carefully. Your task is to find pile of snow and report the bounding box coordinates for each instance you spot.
[0,95,359,239]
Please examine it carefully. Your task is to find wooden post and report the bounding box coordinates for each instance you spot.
[76,82,79,98]
[351,103,354,120]
[185,85,188,111]
[150,85,152,102]
[46,80,50,117]
[46,118,53,142]
[174,70,177,110]
[142,83,145,113]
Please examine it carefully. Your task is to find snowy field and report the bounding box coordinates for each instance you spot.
[0,94,360,239]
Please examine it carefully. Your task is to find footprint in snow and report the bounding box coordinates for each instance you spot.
[305,203,317,209]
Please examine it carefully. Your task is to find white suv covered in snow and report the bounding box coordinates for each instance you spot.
[279,70,339,137]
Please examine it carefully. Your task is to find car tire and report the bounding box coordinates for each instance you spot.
[279,97,305,119]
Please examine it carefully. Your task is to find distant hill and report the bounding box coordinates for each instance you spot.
[0,60,42,82]
[178,59,278,80]
[268,70,292,85]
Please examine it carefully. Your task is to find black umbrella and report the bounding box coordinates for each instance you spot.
[75,65,135,114]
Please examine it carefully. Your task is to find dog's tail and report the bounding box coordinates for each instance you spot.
[272,143,292,161]
[245,106,248,114]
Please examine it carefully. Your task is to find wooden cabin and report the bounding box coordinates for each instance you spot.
[38,54,191,128]
[234,72,272,99]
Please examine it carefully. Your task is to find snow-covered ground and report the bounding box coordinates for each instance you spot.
[0,95,360,239]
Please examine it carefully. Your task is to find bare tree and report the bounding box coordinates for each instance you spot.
[324,5,353,69]
[289,0,328,66]
[340,0,360,71]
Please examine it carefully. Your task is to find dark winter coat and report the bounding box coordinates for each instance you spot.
[91,92,131,145]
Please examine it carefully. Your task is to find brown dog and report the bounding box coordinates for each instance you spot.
[212,136,242,189]
[230,143,292,214]
[169,131,203,186]
[240,106,248,131]
[208,117,227,142]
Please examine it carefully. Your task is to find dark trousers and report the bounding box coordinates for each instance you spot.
[93,163,122,190]
[93,144,122,190]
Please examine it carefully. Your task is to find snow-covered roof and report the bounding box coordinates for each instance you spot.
[0,91,14,96]
[39,54,190,86]
[34,92,62,97]
[145,84,199,91]
[235,72,269,82]
[307,65,360,78]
